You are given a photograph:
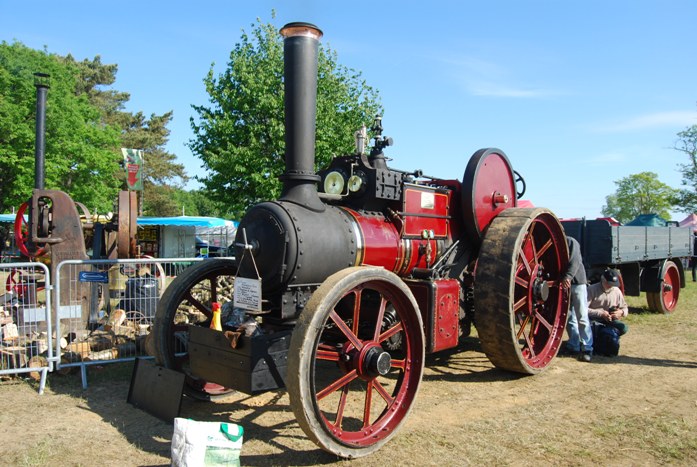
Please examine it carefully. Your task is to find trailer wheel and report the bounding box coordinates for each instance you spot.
[287,267,425,458]
[646,260,680,314]
[153,259,236,400]
[475,208,569,374]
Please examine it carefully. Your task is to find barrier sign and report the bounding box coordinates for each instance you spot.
[78,271,109,283]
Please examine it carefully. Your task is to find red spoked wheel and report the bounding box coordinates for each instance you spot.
[13,202,47,258]
[287,267,425,458]
[153,259,236,400]
[646,260,681,314]
[474,208,569,374]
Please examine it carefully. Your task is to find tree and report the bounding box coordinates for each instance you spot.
[601,172,678,223]
[120,111,188,216]
[190,16,383,218]
[0,43,188,216]
[63,55,188,216]
[673,123,697,213]
[0,41,122,213]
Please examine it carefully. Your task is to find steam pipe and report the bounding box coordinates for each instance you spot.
[279,22,325,212]
[33,72,50,190]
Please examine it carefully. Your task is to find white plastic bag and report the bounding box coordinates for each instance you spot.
[171,418,244,467]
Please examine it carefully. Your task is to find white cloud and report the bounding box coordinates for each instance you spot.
[592,111,697,132]
[584,150,628,167]
[469,82,557,98]
[437,54,561,98]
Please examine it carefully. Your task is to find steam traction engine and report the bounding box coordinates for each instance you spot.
[153,22,569,458]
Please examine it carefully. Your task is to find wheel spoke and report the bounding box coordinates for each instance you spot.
[532,308,553,332]
[536,237,553,260]
[183,291,210,317]
[528,231,539,265]
[209,276,219,303]
[518,325,535,357]
[362,382,374,428]
[390,357,406,370]
[316,348,341,361]
[518,248,532,276]
[516,314,531,338]
[351,289,362,336]
[316,369,358,401]
[378,321,404,344]
[373,296,388,341]
[372,378,395,406]
[513,296,527,312]
[333,386,349,428]
[329,310,364,351]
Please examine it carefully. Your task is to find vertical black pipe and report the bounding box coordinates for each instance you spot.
[279,22,325,212]
[33,72,50,190]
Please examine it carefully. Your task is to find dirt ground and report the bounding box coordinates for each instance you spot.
[1,285,697,466]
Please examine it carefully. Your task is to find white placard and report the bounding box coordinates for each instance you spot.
[233,277,262,311]
[421,191,435,209]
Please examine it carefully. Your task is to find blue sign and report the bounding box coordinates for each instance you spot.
[78,271,109,283]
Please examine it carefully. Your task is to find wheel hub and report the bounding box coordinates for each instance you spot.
[350,343,392,380]
[366,347,392,377]
[533,277,549,301]
[530,265,550,303]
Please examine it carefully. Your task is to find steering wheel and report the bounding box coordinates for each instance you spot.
[513,170,527,199]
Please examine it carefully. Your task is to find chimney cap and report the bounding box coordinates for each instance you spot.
[33,72,50,88]
[280,22,323,40]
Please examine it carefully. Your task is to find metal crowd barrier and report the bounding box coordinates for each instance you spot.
[55,257,203,389]
[0,262,52,394]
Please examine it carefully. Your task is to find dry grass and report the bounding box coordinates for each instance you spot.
[0,282,696,466]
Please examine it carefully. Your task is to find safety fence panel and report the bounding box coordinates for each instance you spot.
[55,257,203,388]
[0,262,52,394]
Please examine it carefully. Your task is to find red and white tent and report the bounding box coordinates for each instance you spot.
[679,213,697,230]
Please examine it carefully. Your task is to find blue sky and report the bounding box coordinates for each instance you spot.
[2,0,696,220]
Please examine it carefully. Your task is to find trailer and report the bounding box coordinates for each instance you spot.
[561,217,692,313]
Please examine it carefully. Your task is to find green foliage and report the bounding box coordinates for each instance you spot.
[190,16,383,218]
[674,124,697,213]
[0,42,187,217]
[181,189,235,218]
[601,172,678,223]
[64,55,188,215]
[0,41,122,213]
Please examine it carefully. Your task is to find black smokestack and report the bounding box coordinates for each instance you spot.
[33,72,50,190]
[278,22,324,212]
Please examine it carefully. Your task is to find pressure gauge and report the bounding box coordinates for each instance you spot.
[323,171,345,195]
[348,172,366,193]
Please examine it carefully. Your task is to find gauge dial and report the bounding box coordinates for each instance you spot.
[323,171,345,195]
[348,173,365,192]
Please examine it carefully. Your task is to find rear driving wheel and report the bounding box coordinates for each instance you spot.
[153,259,236,400]
[287,267,425,458]
[646,261,680,314]
[475,208,569,374]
